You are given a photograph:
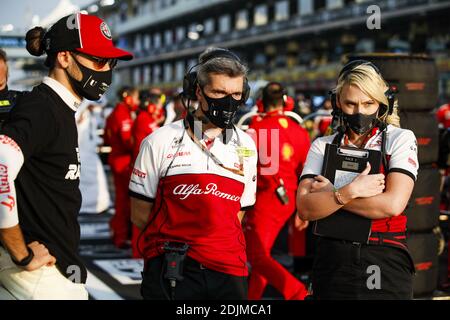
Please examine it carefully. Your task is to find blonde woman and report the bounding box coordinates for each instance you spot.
[297,60,418,300]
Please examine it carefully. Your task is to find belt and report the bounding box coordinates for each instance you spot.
[368,231,408,251]
[145,254,209,271]
[320,232,414,273]
[320,231,407,250]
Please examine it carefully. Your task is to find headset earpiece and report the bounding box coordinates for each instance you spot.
[329,89,345,134]
[384,86,397,115]
[329,89,338,112]
[284,96,294,111]
[242,78,250,104]
[182,71,198,101]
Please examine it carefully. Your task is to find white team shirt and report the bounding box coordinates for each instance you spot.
[129,119,258,209]
[301,125,419,181]
[129,119,257,276]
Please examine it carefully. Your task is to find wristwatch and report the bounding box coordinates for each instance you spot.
[12,247,34,267]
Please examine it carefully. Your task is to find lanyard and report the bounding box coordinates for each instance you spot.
[184,116,244,177]
[342,127,379,148]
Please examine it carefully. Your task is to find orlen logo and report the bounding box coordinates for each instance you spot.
[167,151,190,159]
[132,168,147,179]
[417,138,431,146]
[0,164,10,194]
[415,197,434,206]
[405,82,425,91]
[173,183,241,202]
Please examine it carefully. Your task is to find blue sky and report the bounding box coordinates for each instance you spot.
[0,0,94,32]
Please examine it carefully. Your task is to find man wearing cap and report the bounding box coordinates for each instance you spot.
[0,13,132,300]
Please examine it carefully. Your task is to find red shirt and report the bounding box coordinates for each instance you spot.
[105,102,134,171]
[129,120,258,277]
[249,110,311,192]
[132,110,159,161]
[437,104,450,128]
[248,110,311,193]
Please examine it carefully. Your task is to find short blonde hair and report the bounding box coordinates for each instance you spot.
[335,63,400,127]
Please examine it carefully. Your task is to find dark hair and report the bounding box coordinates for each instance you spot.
[197,47,248,88]
[117,86,131,99]
[117,86,138,100]
[0,48,7,63]
[262,82,285,109]
[25,26,56,68]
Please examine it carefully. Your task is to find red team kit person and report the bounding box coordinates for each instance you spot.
[105,87,139,248]
[129,48,258,300]
[245,82,310,300]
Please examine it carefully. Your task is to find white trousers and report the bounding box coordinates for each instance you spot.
[0,247,88,300]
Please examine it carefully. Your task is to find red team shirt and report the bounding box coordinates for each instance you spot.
[248,110,310,194]
[132,111,159,161]
[301,125,419,233]
[129,120,258,277]
[105,102,134,171]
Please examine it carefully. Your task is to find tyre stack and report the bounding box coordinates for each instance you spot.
[351,54,441,297]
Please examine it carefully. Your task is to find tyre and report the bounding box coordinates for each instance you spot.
[406,167,440,232]
[407,232,439,297]
[400,111,439,165]
[349,54,439,112]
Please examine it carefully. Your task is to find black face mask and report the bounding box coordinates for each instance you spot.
[201,88,241,129]
[0,85,8,99]
[66,57,112,101]
[343,111,379,135]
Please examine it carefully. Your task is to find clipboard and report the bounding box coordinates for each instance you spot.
[313,144,382,243]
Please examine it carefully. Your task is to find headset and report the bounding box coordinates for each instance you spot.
[256,82,296,113]
[182,48,250,104]
[329,59,397,170]
[329,59,397,125]
[262,82,287,109]
[181,48,250,144]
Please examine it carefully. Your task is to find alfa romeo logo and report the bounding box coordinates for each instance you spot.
[100,22,112,40]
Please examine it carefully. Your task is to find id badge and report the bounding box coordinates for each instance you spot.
[276,184,289,205]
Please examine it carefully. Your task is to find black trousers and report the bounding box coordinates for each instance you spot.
[141,255,248,300]
[312,237,415,300]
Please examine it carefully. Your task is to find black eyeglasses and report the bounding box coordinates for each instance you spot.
[72,51,118,69]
